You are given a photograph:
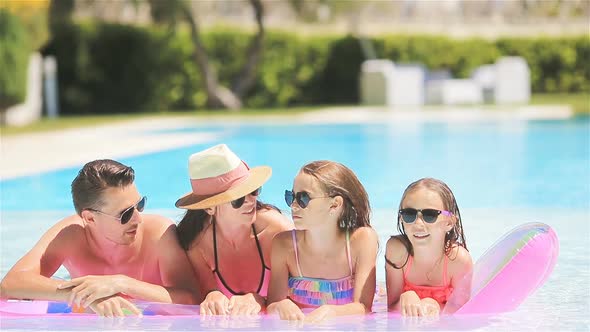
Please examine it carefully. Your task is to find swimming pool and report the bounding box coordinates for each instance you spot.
[1,115,589,330]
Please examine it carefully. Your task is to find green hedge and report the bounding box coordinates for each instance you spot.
[0,9,30,109]
[44,22,590,114]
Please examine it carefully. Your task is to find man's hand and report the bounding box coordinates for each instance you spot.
[58,275,128,308]
[88,295,141,317]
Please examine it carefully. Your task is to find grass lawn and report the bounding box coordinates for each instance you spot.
[530,93,589,114]
[0,107,314,136]
[1,93,587,136]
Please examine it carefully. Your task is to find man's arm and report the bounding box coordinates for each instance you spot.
[0,217,76,301]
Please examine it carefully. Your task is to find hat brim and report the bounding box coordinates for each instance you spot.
[175,166,272,210]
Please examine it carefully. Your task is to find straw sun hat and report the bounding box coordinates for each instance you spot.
[175,144,272,210]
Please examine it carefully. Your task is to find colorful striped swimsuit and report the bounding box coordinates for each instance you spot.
[288,230,354,307]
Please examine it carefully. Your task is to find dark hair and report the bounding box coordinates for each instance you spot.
[391,177,468,269]
[71,159,135,215]
[177,201,280,251]
[301,160,371,231]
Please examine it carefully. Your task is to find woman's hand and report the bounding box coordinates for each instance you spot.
[400,290,424,316]
[420,297,440,317]
[270,298,305,320]
[199,290,230,315]
[227,293,263,315]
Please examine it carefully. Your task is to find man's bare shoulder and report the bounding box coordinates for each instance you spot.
[141,214,175,237]
[51,214,86,237]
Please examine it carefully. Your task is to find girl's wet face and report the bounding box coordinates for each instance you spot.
[401,187,453,249]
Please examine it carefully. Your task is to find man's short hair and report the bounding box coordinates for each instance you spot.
[71,159,135,215]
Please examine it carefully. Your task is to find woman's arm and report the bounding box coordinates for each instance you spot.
[187,244,219,303]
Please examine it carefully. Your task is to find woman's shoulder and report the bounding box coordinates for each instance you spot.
[256,207,293,234]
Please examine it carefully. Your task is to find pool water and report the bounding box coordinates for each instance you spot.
[1,116,589,330]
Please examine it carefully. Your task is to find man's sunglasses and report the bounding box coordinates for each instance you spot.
[231,187,261,209]
[284,190,330,209]
[399,208,452,224]
[88,196,147,225]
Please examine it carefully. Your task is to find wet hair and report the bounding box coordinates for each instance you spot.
[177,201,280,251]
[71,159,135,215]
[300,160,371,231]
[391,177,468,269]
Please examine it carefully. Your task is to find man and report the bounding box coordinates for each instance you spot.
[0,159,199,316]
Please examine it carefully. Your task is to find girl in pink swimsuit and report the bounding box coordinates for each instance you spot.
[385,178,473,317]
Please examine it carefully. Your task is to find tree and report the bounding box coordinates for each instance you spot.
[149,0,265,110]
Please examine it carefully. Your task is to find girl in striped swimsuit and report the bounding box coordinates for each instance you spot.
[267,161,379,322]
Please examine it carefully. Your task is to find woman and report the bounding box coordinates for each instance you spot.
[175,144,292,315]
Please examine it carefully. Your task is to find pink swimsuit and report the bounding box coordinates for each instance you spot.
[401,255,453,305]
[212,222,270,297]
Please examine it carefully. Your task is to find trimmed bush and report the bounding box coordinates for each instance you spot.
[44,22,589,114]
[0,9,29,109]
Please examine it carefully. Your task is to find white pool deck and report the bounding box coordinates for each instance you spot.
[0,105,572,179]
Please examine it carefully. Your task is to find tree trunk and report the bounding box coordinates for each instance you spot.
[180,2,241,110]
[232,0,265,99]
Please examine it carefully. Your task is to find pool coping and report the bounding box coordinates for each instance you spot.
[0,105,573,179]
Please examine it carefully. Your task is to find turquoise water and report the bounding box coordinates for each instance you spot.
[1,116,589,330]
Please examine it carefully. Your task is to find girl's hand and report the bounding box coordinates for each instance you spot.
[420,297,440,317]
[400,290,424,316]
[199,290,230,315]
[227,293,263,315]
[305,305,335,323]
[273,298,305,320]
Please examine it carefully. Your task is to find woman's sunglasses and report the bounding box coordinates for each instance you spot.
[284,190,330,209]
[399,208,452,224]
[231,187,261,209]
[88,196,147,225]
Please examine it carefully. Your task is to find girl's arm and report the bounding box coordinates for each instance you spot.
[266,231,304,320]
[385,236,407,311]
[305,227,378,322]
[444,246,473,313]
